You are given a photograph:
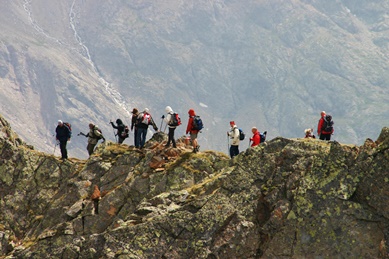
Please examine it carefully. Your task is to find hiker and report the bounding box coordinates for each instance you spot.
[135,108,158,149]
[250,127,261,147]
[131,108,139,147]
[55,120,71,161]
[317,111,334,140]
[304,128,316,138]
[110,119,127,144]
[164,106,178,148]
[186,109,200,153]
[84,123,105,156]
[227,121,240,158]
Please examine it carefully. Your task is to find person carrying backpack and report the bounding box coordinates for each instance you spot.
[136,108,158,149]
[227,121,240,158]
[84,123,105,156]
[110,118,127,144]
[250,127,261,147]
[55,120,71,161]
[186,109,201,153]
[164,106,179,148]
[131,108,139,147]
[317,111,334,140]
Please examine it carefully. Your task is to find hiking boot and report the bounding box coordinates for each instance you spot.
[195,145,200,152]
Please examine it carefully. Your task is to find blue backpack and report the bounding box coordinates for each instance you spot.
[239,128,245,140]
[192,116,204,131]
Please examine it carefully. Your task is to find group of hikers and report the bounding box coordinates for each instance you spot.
[55,109,334,161]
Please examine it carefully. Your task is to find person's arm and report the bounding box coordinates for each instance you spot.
[317,118,323,135]
[186,117,193,134]
[165,113,172,124]
[110,122,118,129]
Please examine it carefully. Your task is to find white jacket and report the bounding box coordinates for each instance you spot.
[164,106,176,128]
[228,125,240,146]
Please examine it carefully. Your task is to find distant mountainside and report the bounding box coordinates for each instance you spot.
[2,114,389,258]
[0,0,388,158]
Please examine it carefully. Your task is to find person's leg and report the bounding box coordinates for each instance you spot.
[59,141,67,159]
[319,134,326,140]
[172,128,176,148]
[118,136,124,144]
[325,134,331,141]
[135,129,141,148]
[140,128,147,148]
[229,145,234,158]
[87,143,95,156]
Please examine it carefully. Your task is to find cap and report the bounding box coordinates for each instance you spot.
[230,121,235,125]
[58,120,63,124]
[144,108,149,113]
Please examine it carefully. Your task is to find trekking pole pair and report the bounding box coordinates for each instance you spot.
[109,121,117,142]
[160,115,165,133]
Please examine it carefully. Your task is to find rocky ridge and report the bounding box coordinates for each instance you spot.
[1,114,389,258]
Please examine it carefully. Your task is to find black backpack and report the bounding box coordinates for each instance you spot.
[169,113,181,126]
[322,115,334,132]
[239,128,245,141]
[121,125,129,138]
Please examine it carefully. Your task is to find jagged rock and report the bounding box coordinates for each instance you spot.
[2,115,389,258]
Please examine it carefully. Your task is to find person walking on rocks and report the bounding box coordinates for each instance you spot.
[84,123,105,156]
[186,109,201,153]
[131,108,139,147]
[227,121,240,158]
[164,106,178,148]
[55,120,71,161]
[110,119,126,144]
[250,127,261,147]
[136,108,158,149]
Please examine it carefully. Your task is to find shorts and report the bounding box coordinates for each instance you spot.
[190,132,198,141]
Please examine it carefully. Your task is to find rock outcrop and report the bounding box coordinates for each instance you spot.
[1,114,389,258]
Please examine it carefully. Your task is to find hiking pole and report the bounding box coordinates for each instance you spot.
[53,140,58,155]
[160,115,165,132]
[248,140,251,148]
[110,121,117,142]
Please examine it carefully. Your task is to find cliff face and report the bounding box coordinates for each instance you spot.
[1,114,389,258]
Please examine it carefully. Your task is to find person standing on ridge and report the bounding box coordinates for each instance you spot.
[85,123,104,156]
[317,111,334,140]
[317,111,326,137]
[164,106,177,148]
[55,120,71,161]
[110,118,126,144]
[227,121,240,158]
[250,127,261,147]
[186,109,200,153]
[136,108,158,149]
[131,108,139,147]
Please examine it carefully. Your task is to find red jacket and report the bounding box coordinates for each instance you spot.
[186,109,199,134]
[250,132,260,147]
[317,117,325,135]
[317,116,334,135]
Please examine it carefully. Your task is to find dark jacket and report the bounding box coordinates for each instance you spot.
[56,124,71,142]
[111,119,125,137]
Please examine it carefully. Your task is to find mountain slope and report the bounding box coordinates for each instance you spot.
[0,0,388,158]
[2,114,389,258]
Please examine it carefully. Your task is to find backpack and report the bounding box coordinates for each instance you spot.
[121,125,129,138]
[239,128,245,141]
[141,113,151,125]
[260,133,266,143]
[64,122,72,137]
[94,126,103,140]
[169,113,181,126]
[192,115,204,131]
[322,115,334,132]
